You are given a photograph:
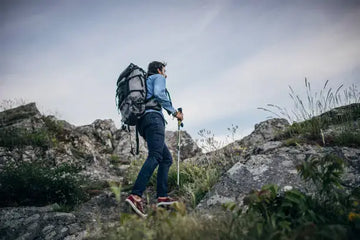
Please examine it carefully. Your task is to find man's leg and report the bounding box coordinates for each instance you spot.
[131,114,165,197]
[156,144,173,198]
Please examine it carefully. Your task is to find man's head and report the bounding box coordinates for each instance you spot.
[147,61,167,78]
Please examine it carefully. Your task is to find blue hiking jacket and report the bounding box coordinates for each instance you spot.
[145,74,176,120]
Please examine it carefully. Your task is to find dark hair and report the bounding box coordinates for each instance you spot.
[147,61,167,77]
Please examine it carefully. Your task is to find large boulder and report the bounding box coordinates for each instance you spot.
[239,118,290,147]
[197,144,360,210]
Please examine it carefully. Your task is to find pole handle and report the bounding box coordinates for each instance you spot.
[177,107,184,128]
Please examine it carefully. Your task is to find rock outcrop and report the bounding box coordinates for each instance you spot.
[0,191,125,240]
[0,103,202,240]
[0,103,201,183]
[196,105,360,210]
[1,102,359,239]
[197,143,360,210]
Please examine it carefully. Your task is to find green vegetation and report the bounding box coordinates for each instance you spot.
[110,154,121,164]
[276,105,360,147]
[163,161,219,207]
[259,80,360,147]
[101,154,360,240]
[97,203,220,240]
[0,128,53,149]
[283,137,307,147]
[124,159,220,208]
[0,161,89,208]
[42,115,66,141]
[0,116,66,149]
[333,131,360,148]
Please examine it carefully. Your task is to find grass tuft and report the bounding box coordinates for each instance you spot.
[103,154,360,240]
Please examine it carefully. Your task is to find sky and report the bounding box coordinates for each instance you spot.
[1,0,360,144]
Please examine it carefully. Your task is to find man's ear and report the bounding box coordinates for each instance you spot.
[157,68,162,74]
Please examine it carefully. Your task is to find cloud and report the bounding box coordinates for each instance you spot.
[179,8,360,128]
[1,0,360,139]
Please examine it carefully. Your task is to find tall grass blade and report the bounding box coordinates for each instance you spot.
[323,79,329,90]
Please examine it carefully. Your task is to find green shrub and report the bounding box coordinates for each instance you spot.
[0,116,68,149]
[0,161,89,208]
[42,116,66,141]
[333,131,360,148]
[277,108,360,147]
[0,128,52,149]
[238,153,360,239]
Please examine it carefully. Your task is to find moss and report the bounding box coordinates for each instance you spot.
[283,137,307,147]
[109,154,121,164]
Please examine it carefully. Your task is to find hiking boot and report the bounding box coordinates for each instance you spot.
[157,196,178,207]
[125,195,147,218]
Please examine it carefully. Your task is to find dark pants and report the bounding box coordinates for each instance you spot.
[131,112,173,198]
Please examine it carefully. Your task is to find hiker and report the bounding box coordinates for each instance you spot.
[125,61,184,217]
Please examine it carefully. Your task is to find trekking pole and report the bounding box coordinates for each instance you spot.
[177,108,184,186]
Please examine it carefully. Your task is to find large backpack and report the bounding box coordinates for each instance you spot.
[115,63,160,154]
[115,63,147,126]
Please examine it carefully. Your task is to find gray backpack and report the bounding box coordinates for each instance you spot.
[115,63,159,126]
[115,63,160,154]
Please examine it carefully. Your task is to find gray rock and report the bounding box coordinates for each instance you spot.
[0,104,201,185]
[42,225,55,235]
[53,213,76,222]
[253,141,283,154]
[165,130,202,160]
[44,230,57,240]
[186,118,289,168]
[197,144,360,211]
[59,226,69,237]
[239,118,289,147]
[1,102,359,239]
[0,103,41,128]
[15,232,32,240]
[27,222,40,232]
[24,214,40,225]
[67,223,82,235]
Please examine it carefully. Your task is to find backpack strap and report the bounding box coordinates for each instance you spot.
[136,125,140,155]
[128,125,135,156]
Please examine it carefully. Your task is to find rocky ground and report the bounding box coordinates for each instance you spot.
[0,103,359,239]
[0,103,201,240]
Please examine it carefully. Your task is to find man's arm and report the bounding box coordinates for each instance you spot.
[153,74,176,115]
